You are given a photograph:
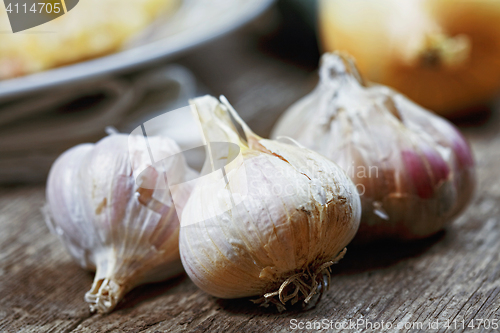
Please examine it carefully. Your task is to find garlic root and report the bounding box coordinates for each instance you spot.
[85,277,129,313]
[252,248,346,311]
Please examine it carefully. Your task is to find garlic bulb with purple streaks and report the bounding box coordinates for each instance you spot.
[179,95,361,310]
[44,133,196,313]
[272,52,475,241]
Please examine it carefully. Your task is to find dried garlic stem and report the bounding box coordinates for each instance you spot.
[84,276,129,313]
[252,248,347,312]
[419,33,470,68]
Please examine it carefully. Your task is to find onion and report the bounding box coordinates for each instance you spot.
[319,0,500,117]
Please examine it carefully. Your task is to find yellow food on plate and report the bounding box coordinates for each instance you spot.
[0,0,179,79]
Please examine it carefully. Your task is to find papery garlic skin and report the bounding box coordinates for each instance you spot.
[44,134,195,313]
[179,96,360,305]
[320,0,500,117]
[272,53,475,241]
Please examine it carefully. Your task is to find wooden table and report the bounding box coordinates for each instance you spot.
[1,20,500,333]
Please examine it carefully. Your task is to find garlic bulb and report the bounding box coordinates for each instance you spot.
[319,0,500,117]
[272,52,475,241]
[44,133,196,313]
[179,95,361,310]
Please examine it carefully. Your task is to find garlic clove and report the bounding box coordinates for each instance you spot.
[44,144,96,270]
[272,52,475,241]
[45,133,195,313]
[179,95,361,309]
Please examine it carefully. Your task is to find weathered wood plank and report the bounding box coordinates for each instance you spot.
[1,24,500,333]
[0,188,93,333]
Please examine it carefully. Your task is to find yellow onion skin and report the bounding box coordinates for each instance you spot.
[272,53,476,242]
[319,0,500,117]
[179,96,361,300]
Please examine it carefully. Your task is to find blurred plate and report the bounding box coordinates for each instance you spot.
[0,0,274,102]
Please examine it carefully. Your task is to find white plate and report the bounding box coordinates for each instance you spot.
[0,0,275,102]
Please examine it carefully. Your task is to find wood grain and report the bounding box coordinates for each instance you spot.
[1,24,500,333]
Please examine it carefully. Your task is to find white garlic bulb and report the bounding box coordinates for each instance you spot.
[44,133,196,313]
[179,95,361,310]
[272,52,475,241]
